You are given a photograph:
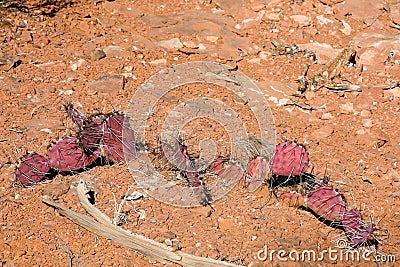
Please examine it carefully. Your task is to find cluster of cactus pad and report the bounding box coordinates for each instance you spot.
[16,105,134,186]
[221,141,377,248]
[16,112,377,247]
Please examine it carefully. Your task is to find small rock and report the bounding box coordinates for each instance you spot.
[387,88,400,98]
[89,49,106,61]
[360,110,371,117]
[290,15,312,27]
[250,2,265,12]
[340,20,352,35]
[149,58,167,65]
[42,182,70,200]
[297,42,341,64]
[356,128,367,135]
[362,119,373,128]
[71,59,86,71]
[198,43,207,50]
[157,38,183,50]
[103,46,125,58]
[316,15,333,25]
[352,30,400,68]
[125,191,143,201]
[264,13,280,21]
[321,112,335,120]
[183,40,198,49]
[390,4,400,25]
[163,231,177,239]
[190,206,212,217]
[206,36,219,43]
[87,75,125,94]
[19,30,32,43]
[339,102,354,114]
[0,76,23,90]
[0,56,20,71]
[312,125,334,139]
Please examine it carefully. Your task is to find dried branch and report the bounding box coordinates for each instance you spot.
[42,180,243,267]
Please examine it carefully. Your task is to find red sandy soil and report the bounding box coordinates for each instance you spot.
[1,0,400,266]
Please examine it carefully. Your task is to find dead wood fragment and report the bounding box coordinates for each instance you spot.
[42,180,243,267]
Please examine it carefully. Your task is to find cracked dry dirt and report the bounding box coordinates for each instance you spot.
[1,0,400,266]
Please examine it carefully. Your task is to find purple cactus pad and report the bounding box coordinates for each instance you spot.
[48,137,100,171]
[79,114,106,153]
[271,142,309,177]
[16,153,51,186]
[306,185,346,222]
[342,209,375,247]
[246,157,269,192]
[101,113,135,163]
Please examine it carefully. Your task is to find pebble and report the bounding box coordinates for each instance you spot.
[18,30,32,43]
[339,102,354,114]
[312,125,334,139]
[321,112,335,120]
[316,15,333,25]
[71,59,86,71]
[87,75,125,94]
[149,58,167,65]
[339,20,352,35]
[157,38,183,50]
[183,40,198,49]
[103,45,125,58]
[290,15,312,27]
[390,3,400,25]
[362,119,373,128]
[0,56,19,71]
[217,217,237,232]
[264,13,280,21]
[89,49,106,61]
[206,36,219,43]
[42,182,70,200]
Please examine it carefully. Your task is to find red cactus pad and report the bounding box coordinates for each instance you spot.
[271,142,309,177]
[65,104,85,128]
[16,153,50,186]
[280,191,306,207]
[80,114,106,153]
[101,113,136,163]
[246,157,269,192]
[48,137,100,171]
[210,157,229,176]
[342,209,375,247]
[305,185,346,221]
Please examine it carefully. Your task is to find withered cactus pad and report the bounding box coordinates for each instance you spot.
[16,153,51,186]
[48,137,100,172]
[271,142,309,177]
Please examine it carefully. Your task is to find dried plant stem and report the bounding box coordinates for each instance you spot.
[42,180,243,267]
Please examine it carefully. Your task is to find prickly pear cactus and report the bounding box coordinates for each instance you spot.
[79,114,106,153]
[246,157,269,192]
[101,113,136,163]
[342,209,375,247]
[271,142,309,177]
[305,185,346,222]
[48,137,100,171]
[16,153,51,186]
